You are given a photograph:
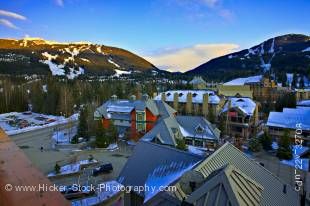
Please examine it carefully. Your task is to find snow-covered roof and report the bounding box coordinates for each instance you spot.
[0,112,77,135]
[95,98,176,120]
[117,141,202,202]
[176,116,220,140]
[154,90,220,104]
[267,107,310,130]
[71,181,123,206]
[189,76,207,85]
[297,99,310,107]
[221,97,256,116]
[223,75,262,86]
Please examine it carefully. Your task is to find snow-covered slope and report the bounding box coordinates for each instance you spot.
[0,37,158,78]
[186,34,310,81]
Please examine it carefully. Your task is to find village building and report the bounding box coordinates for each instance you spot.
[219,97,260,147]
[295,88,310,102]
[141,115,220,151]
[266,107,310,146]
[218,75,282,104]
[119,142,300,206]
[189,76,207,89]
[95,94,220,151]
[94,94,176,141]
[297,99,310,107]
[117,141,203,206]
[154,90,223,119]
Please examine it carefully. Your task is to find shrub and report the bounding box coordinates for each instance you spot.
[249,138,262,153]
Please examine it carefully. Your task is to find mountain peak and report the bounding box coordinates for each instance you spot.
[186,33,310,81]
[0,37,158,78]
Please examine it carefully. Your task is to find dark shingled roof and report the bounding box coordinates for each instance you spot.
[186,164,264,206]
[117,141,203,199]
[193,143,300,206]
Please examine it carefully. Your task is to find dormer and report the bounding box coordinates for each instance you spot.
[195,124,205,133]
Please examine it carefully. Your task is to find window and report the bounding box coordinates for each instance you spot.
[136,123,145,132]
[136,111,146,132]
[194,139,203,147]
[136,112,145,122]
[195,124,204,133]
[185,138,193,145]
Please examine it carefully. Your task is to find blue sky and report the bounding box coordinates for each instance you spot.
[0,0,309,72]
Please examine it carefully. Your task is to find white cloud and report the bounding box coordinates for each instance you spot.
[0,10,27,20]
[55,0,64,6]
[0,19,19,29]
[144,43,239,72]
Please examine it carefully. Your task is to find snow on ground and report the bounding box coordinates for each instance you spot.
[65,47,80,57]
[71,181,123,206]
[40,52,66,76]
[268,38,275,53]
[42,52,58,60]
[52,126,77,144]
[0,112,78,135]
[114,69,131,77]
[106,143,119,151]
[96,46,105,55]
[286,73,294,86]
[48,159,98,177]
[40,60,65,76]
[80,58,90,62]
[108,58,120,68]
[67,67,85,79]
[244,48,256,57]
[272,142,309,172]
[302,47,310,52]
[187,145,206,156]
[42,85,48,93]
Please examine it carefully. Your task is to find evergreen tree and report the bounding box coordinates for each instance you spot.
[54,163,61,174]
[277,129,293,160]
[208,108,215,124]
[176,138,187,151]
[77,107,88,139]
[260,131,273,151]
[95,121,108,148]
[249,138,262,153]
[299,76,305,88]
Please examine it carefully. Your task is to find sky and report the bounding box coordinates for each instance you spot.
[0,0,309,72]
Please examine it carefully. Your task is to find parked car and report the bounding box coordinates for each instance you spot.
[60,185,94,200]
[92,163,113,176]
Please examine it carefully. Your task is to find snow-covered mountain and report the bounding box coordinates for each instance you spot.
[0,37,158,78]
[186,34,310,82]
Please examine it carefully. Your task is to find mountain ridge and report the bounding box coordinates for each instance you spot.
[186,34,310,82]
[0,37,158,78]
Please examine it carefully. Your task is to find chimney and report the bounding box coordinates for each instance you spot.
[161,93,166,101]
[111,94,117,101]
[142,94,149,101]
[130,95,136,101]
[173,92,179,111]
[186,92,193,115]
[202,93,209,117]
